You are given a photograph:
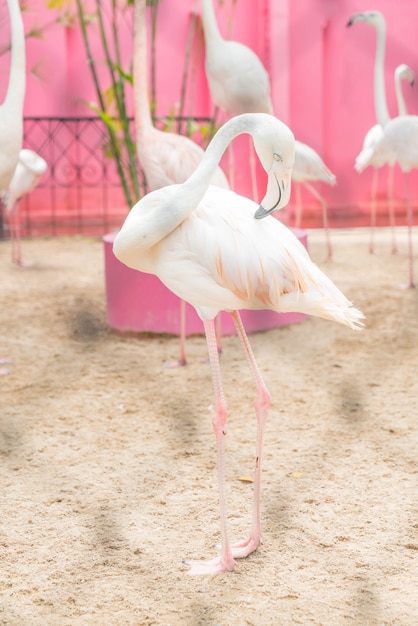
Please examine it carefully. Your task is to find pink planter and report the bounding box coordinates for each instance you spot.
[103,229,308,336]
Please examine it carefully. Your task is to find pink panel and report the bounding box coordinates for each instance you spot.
[103,229,308,336]
[3,0,416,222]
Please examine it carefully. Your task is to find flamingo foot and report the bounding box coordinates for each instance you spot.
[12,254,33,267]
[230,534,262,559]
[186,554,236,576]
[163,358,187,369]
[398,281,415,290]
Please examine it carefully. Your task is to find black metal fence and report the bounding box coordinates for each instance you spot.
[1,116,212,239]
[1,117,138,239]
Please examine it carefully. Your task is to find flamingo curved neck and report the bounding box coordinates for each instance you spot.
[114,115,261,260]
[3,0,25,114]
[133,0,153,136]
[201,0,223,45]
[184,114,257,193]
[394,70,408,116]
[373,19,390,127]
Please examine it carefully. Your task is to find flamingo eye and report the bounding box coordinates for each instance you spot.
[273,153,282,162]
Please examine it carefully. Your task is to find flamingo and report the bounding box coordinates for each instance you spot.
[5,149,48,266]
[347,11,396,254]
[0,0,25,195]
[113,113,364,575]
[292,141,336,260]
[353,64,414,256]
[200,0,272,198]
[201,0,336,256]
[0,0,26,375]
[133,0,229,367]
[367,114,418,288]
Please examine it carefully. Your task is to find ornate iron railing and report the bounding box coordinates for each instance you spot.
[1,116,212,239]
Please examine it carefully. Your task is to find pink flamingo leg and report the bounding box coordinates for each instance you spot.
[187,318,235,575]
[369,168,379,255]
[387,165,398,254]
[215,312,222,355]
[303,181,333,261]
[402,173,415,289]
[9,203,31,267]
[229,310,271,558]
[164,299,187,368]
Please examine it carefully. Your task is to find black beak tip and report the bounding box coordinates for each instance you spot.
[254,205,269,219]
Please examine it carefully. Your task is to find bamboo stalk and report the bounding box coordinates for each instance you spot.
[75,0,133,208]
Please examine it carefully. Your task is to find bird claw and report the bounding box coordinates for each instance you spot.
[185,555,236,576]
[230,535,262,559]
[163,358,187,369]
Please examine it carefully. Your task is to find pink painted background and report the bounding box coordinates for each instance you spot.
[1,0,417,221]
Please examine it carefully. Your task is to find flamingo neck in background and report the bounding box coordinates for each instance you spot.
[201,0,223,46]
[133,0,154,136]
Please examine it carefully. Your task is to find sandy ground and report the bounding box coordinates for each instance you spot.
[1,228,418,626]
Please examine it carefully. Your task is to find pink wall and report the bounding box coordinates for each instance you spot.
[1,0,417,219]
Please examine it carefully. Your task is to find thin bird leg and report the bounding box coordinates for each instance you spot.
[9,205,22,266]
[229,310,271,559]
[9,202,31,267]
[387,165,398,254]
[187,318,236,575]
[369,168,379,255]
[249,136,259,200]
[303,181,333,260]
[402,173,415,289]
[215,313,222,355]
[163,299,187,368]
[294,182,303,229]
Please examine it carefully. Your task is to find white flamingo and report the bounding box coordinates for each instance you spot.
[367,114,418,288]
[201,0,336,256]
[0,0,25,195]
[5,149,48,266]
[347,10,397,254]
[113,113,364,575]
[200,0,272,198]
[0,0,26,375]
[133,0,229,366]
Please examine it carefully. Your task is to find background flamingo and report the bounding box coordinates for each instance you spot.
[5,149,48,266]
[369,114,418,288]
[0,0,25,196]
[0,0,26,375]
[133,0,229,367]
[347,10,397,254]
[201,0,336,256]
[200,0,272,199]
[113,112,364,575]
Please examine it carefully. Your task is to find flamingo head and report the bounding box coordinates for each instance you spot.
[397,64,415,87]
[346,10,385,30]
[252,115,295,219]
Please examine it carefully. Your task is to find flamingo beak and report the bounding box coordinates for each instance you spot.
[254,171,291,219]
